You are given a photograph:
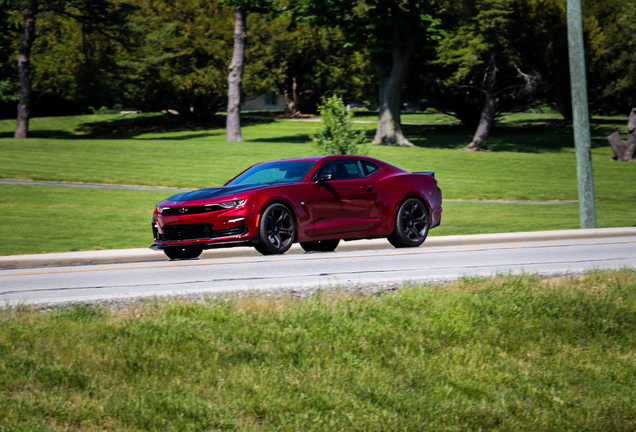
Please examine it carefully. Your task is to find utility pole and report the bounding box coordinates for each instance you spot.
[567,0,597,228]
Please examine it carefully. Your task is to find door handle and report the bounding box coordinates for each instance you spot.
[361,185,373,191]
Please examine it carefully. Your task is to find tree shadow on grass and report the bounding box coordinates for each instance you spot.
[405,124,475,150]
[250,133,313,144]
[405,123,583,153]
[79,113,280,140]
[0,113,231,140]
[77,113,228,139]
[0,130,80,139]
[485,126,577,152]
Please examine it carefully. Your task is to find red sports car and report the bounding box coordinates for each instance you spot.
[151,155,442,259]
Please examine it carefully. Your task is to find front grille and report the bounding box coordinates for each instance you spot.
[158,222,246,241]
[210,225,246,238]
[160,204,224,216]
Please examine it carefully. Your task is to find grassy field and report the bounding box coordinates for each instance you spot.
[0,111,635,255]
[1,270,636,430]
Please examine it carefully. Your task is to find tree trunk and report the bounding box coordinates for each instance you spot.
[607,108,636,161]
[468,54,498,150]
[372,27,415,147]
[226,5,246,142]
[282,77,301,116]
[14,0,37,139]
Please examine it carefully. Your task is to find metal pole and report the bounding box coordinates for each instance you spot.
[567,0,597,228]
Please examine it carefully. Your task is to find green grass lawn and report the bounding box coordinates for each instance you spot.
[0,112,635,255]
[2,270,636,430]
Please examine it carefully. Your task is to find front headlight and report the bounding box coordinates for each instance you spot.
[218,199,246,209]
[157,206,170,214]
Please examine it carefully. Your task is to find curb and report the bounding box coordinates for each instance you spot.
[1,227,635,270]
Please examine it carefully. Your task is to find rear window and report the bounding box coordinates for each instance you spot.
[362,161,380,176]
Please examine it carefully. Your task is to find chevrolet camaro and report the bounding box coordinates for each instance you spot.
[151,155,442,259]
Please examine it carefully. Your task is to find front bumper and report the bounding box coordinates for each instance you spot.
[151,205,259,250]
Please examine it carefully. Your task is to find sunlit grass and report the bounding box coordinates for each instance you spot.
[0,111,634,255]
[1,270,635,430]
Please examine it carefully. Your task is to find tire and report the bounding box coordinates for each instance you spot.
[300,239,340,252]
[254,203,296,255]
[163,247,203,260]
[387,198,430,248]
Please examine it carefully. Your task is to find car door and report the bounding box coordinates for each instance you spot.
[307,159,380,236]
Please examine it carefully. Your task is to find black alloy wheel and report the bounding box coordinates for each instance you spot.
[254,203,296,255]
[300,239,340,252]
[387,198,430,248]
[163,247,203,260]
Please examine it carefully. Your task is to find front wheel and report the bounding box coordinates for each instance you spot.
[387,198,429,248]
[254,203,296,255]
[163,247,203,260]
[300,239,340,252]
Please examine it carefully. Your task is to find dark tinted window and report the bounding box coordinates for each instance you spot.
[316,160,363,180]
[362,161,380,176]
[228,160,317,185]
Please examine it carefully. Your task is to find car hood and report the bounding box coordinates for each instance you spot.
[161,182,295,205]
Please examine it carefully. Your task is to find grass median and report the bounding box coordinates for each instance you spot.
[0,112,635,255]
[1,270,635,430]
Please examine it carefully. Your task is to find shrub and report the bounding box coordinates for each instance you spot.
[311,95,367,155]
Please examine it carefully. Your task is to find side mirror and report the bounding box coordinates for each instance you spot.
[316,171,335,184]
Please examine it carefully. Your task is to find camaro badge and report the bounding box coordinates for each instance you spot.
[178,208,188,214]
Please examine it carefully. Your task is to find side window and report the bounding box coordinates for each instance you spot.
[315,160,363,180]
[362,161,381,177]
[341,161,362,179]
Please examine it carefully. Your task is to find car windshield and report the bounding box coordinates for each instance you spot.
[227,160,317,185]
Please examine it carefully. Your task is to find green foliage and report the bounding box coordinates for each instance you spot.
[427,0,541,127]
[1,270,636,429]
[38,0,136,112]
[584,0,636,114]
[113,0,234,120]
[311,95,367,155]
[262,19,373,114]
[0,5,20,117]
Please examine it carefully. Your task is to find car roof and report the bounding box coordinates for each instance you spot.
[260,155,380,164]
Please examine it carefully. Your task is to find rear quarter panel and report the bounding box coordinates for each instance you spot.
[375,172,442,229]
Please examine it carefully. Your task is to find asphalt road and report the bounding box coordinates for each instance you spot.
[2,235,635,306]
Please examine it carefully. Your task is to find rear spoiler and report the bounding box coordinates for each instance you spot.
[414,171,437,184]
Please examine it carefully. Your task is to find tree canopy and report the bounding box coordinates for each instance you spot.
[2,0,634,141]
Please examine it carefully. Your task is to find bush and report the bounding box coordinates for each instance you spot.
[311,95,367,155]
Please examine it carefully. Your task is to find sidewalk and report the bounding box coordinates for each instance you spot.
[2,227,635,270]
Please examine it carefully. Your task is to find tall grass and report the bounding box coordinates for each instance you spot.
[2,270,636,430]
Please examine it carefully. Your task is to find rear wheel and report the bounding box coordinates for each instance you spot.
[300,239,340,252]
[163,247,203,260]
[387,198,429,248]
[254,203,296,255]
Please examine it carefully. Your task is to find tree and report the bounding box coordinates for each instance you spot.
[433,0,540,150]
[584,0,636,115]
[265,19,373,116]
[14,0,36,138]
[224,0,286,142]
[311,95,366,155]
[118,0,232,121]
[298,0,441,147]
[8,0,134,137]
[0,2,21,118]
[226,3,246,141]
